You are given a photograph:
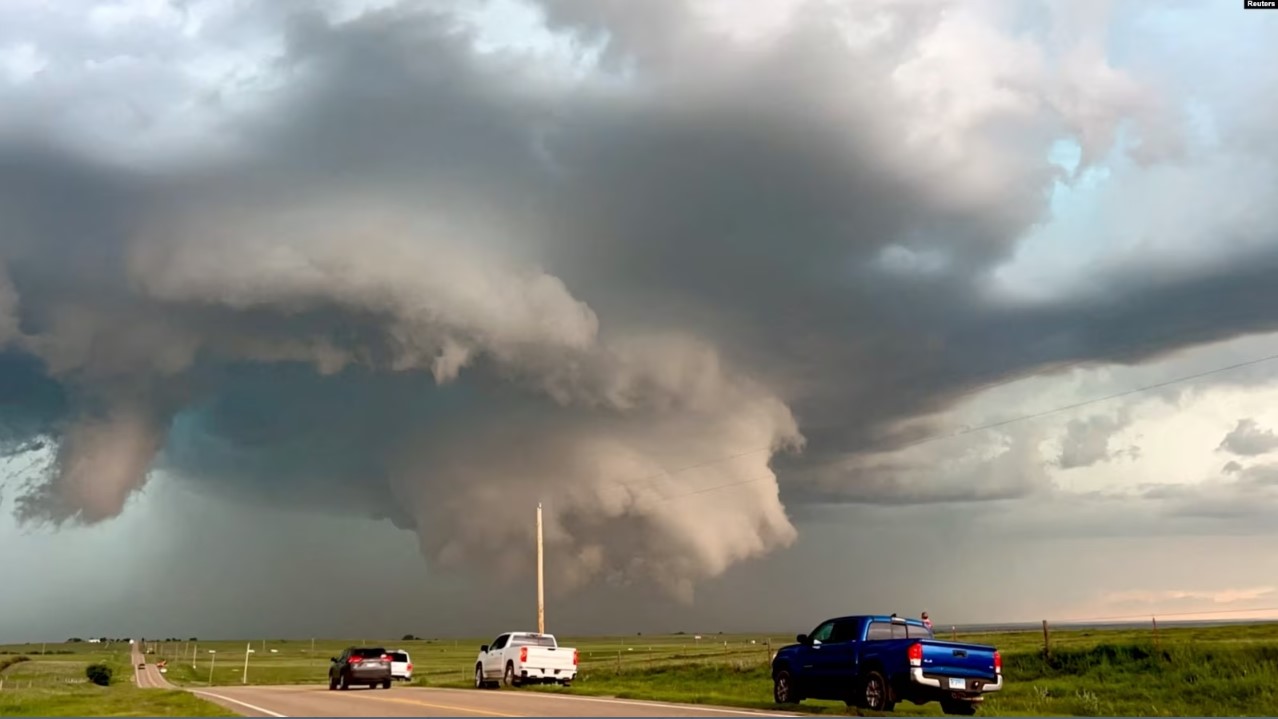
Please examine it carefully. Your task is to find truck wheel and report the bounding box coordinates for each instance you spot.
[861,671,894,712]
[475,665,486,689]
[773,669,800,704]
[941,700,978,715]
[503,662,520,688]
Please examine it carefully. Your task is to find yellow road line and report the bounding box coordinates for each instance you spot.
[352,693,524,717]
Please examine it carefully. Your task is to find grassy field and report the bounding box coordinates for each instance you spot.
[6,622,1278,716]
[0,642,233,717]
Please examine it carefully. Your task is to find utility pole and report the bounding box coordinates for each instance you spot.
[536,502,545,635]
[243,643,251,684]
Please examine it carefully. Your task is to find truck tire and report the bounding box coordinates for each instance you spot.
[475,665,486,689]
[773,669,800,704]
[503,661,520,688]
[860,670,894,712]
[941,699,978,715]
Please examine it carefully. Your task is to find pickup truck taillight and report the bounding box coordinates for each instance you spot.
[907,642,923,666]
[520,646,528,663]
[994,651,1002,673]
[572,649,578,665]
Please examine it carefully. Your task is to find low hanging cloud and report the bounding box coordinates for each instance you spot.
[2,0,1278,599]
[1218,418,1278,457]
[1056,412,1139,470]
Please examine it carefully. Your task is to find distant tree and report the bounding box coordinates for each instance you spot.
[188,637,198,641]
[402,634,418,641]
[67,637,83,643]
[85,663,113,686]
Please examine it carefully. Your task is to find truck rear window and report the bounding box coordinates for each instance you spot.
[509,635,557,647]
[389,652,408,662]
[866,622,933,640]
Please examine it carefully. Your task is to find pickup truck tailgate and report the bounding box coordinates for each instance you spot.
[522,646,575,670]
[918,640,998,680]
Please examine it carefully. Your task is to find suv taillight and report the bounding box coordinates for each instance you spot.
[381,654,390,662]
[348,656,362,664]
[407,663,413,671]
[520,646,528,663]
[994,651,1002,673]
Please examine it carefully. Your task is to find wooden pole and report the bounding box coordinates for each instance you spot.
[1152,616,1160,650]
[1042,619,1051,660]
[536,503,545,635]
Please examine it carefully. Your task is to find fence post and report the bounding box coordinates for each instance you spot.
[1152,616,1160,650]
[615,650,621,673]
[1042,619,1051,660]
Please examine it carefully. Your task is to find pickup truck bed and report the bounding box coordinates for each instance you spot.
[771,615,1001,715]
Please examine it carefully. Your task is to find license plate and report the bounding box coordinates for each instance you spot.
[948,678,966,690]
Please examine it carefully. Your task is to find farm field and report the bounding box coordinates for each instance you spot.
[4,621,1278,716]
[0,641,232,717]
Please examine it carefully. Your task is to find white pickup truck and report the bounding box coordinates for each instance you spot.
[473,631,578,688]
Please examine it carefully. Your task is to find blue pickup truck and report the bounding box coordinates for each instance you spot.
[771,615,1002,715]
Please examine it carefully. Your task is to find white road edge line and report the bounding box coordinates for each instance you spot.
[425,689,800,717]
[194,690,289,718]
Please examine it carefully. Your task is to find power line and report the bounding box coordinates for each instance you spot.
[633,346,1278,505]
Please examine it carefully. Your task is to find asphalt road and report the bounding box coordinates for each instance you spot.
[131,644,172,690]
[189,685,803,718]
[131,647,798,717]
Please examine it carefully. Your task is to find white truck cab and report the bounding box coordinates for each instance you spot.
[474,631,577,688]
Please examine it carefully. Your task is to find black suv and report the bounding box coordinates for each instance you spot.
[329,646,393,690]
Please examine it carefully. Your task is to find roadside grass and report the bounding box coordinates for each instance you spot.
[0,643,233,717]
[6,623,1278,716]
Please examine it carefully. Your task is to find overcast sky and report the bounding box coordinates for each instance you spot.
[3,0,1278,643]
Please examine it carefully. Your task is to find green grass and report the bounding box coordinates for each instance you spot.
[6,623,1278,716]
[0,642,234,717]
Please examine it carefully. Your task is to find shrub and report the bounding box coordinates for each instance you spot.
[85,663,113,686]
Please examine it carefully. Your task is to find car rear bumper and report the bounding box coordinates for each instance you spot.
[347,667,393,682]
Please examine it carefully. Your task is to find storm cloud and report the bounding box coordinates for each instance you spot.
[2,0,1278,604]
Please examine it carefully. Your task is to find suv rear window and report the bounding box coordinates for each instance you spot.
[350,648,387,658]
[389,652,408,662]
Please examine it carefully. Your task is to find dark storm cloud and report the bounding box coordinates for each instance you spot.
[2,0,1278,597]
